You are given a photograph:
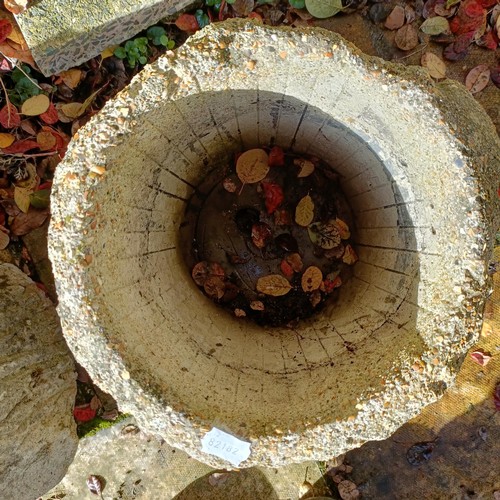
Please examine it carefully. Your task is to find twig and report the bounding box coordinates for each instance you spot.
[3,152,60,158]
[394,43,429,61]
[0,74,12,123]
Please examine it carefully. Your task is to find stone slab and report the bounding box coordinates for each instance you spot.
[0,263,78,500]
[15,0,197,75]
[41,417,329,499]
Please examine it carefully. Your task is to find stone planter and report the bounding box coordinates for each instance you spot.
[48,20,500,468]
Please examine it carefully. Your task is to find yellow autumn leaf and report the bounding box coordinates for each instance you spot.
[21,94,50,116]
[36,130,56,151]
[256,274,292,296]
[236,148,269,184]
[101,45,119,59]
[301,266,323,292]
[294,158,315,178]
[60,102,84,119]
[295,194,314,227]
[14,186,32,213]
[0,132,15,148]
[343,244,358,265]
[57,69,83,90]
[334,218,351,239]
[15,163,37,190]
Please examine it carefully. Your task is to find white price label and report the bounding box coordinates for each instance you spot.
[201,427,251,466]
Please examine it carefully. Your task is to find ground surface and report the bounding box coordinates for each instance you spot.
[1,0,499,498]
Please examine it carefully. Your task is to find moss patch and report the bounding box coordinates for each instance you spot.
[77,413,130,438]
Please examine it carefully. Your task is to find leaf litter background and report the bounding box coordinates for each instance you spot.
[0,0,498,498]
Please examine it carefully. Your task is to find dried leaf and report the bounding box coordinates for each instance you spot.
[39,102,59,125]
[465,64,490,93]
[294,158,315,178]
[470,350,492,366]
[0,19,12,44]
[338,479,360,500]
[20,119,37,135]
[4,0,28,14]
[30,189,50,209]
[251,222,272,249]
[385,5,405,29]
[343,244,358,265]
[308,220,341,249]
[268,145,285,166]
[2,139,39,154]
[21,94,50,116]
[310,289,322,308]
[73,405,96,423]
[89,395,102,411]
[86,475,102,496]
[250,300,265,311]
[234,308,247,317]
[295,194,314,227]
[60,102,84,119]
[302,266,323,292]
[0,229,9,250]
[175,13,199,32]
[420,16,450,35]
[322,274,342,293]
[335,218,351,239]
[395,24,420,51]
[286,253,304,272]
[421,52,447,79]
[14,186,32,213]
[0,103,21,128]
[204,276,225,299]
[0,133,15,148]
[57,68,83,89]
[280,259,294,279]
[236,148,269,184]
[324,243,345,260]
[262,182,284,214]
[222,177,238,193]
[36,131,57,151]
[232,0,255,16]
[256,274,292,296]
[274,209,291,226]
[192,261,225,286]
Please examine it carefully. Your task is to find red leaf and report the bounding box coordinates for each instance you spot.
[464,0,485,17]
[470,350,492,366]
[0,103,21,129]
[280,259,294,279]
[268,146,285,166]
[2,139,39,153]
[175,14,199,32]
[39,102,59,125]
[73,405,96,423]
[251,222,272,249]
[261,181,284,214]
[323,275,342,293]
[476,30,499,50]
[9,208,49,236]
[0,19,13,44]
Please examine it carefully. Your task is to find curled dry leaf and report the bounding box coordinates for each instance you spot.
[308,220,341,249]
[301,266,323,292]
[385,5,405,30]
[465,64,490,94]
[86,475,103,496]
[421,52,447,79]
[335,218,351,239]
[338,479,360,500]
[222,177,238,193]
[204,276,225,300]
[236,148,270,184]
[295,194,314,227]
[395,24,420,51]
[286,252,304,272]
[256,274,292,296]
[21,94,50,116]
[294,158,315,178]
[343,244,358,265]
[470,350,492,366]
[250,300,265,311]
[234,308,247,317]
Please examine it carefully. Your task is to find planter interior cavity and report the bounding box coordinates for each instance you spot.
[49,21,500,468]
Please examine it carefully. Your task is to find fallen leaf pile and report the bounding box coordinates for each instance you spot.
[190,146,358,327]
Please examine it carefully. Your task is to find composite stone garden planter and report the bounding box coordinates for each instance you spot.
[48,20,500,468]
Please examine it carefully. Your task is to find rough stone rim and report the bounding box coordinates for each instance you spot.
[48,20,500,468]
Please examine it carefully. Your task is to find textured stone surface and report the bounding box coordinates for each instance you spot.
[0,264,77,500]
[41,417,329,499]
[15,0,197,75]
[48,20,500,468]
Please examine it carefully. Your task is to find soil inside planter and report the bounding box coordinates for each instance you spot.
[181,148,358,327]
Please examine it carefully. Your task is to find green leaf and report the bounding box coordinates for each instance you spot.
[29,189,51,209]
[305,0,342,18]
[167,39,175,49]
[420,16,449,35]
[159,34,169,46]
[289,0,305,7]
[138,56,147,65]
[445,0,460,8]
[205,0,217,5]
[195,9,210,28]
[226,0,236,4]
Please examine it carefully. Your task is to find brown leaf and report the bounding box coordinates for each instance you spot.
[21,94,50,116]
[294,158,315,178]
[338,479,360,500]
[250,300,265,311]
[0,229,9,250]
[465,64,490,94]
[310,289,322,308]
[308,220,341,249]
[343,244,358,265]
[335,218,351,239]
[10,208,49,236]
[192,261,225,286]
[222,177,238,193]
[286,252,304,272]
[236,148,269,184]
[0,39,36,68]
[234,308,247,317]
[256,274,292,296]
[295,194,314,227]
[4,0,28,14]
[385,5,405,29]
[301,266,323,292]
[89,395,102,411]
[86,475,102,496]
[470,350,492,366]
[204,276,225,299]
[56,68,83,89]
[324,243,345,260]
[421,52,447,79]
[395,24,419,51]
[274,208,291,226]
[251,222,272,249]
[36,131,57,151]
